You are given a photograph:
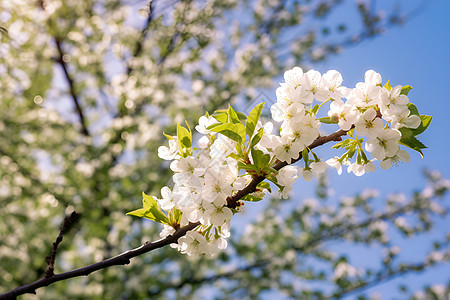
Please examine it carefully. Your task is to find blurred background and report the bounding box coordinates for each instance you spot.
[0,0,448,299]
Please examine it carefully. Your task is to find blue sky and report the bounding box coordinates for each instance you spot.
[204,1,449,298]
[318,0,450,186]
[305,0,450,297]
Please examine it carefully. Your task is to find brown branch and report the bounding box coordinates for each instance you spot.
[150,192,447,297]
[227,128,348,208]
[1,128,349,299]
[0,222,200,299]
[126,0,155,75]
[45,212,81,278]
[39,1,89,136]
[53,38,90,136]
[328,261,432,299]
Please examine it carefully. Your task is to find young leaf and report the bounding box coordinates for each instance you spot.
[177,123,191,153]
[257,181,272,193]
[398,130,427,158]
[332,139,352,150]
[407,103,419,116]
[213,112,228,123]
[251,128,264,147]
[163,132,173,140]
[311,104,320,115]
[246,102,265,138]
[404,103,432,136]
[414,115,432,136]
[169,208,182,226]
[251,147,270,171]
[228,104,241,124]
[206,122,221,130]
[400,85,413,96]
[241,195,263,202]
[127,192,170,225]
[317,117,338,124]
[236,111,248,121]
[210,123,246,144]
[238,161,257,171]
[251,147,264,169]
[384,80,392,91]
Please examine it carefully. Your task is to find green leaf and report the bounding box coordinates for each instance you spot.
[384,80,392,91]
[318,117,338,124]
[127,192,170,225]
[399,131,426,158]
[177,123,191,153]
[227,104,241,124]
[214,109,247,123]
[241,195,263,202]
[332,139,352,150]
[399,126,428,158]
[404,103,432,136]
[228,152,241,160]
[268,167,279,175]
[311,104,319,115]
[238,161,257,171]
[266,174,283,190]
[126,208,147,218]
[406,103,419,116]
[246,103,265,138]
[235,143,245,156]
[397,103,431,157]
[236,111,248,121]
[251,147,263,168]
[261,153,271,168]
[213,112,228,123]
[257,181,272,193]
[169,208,182,226]
[206,122,221,130]
[302,148,309,162]
[348,128,355,138]
[414,115,432,135]
[251,148,270,171]
[210,123,246,143]
[251,128,264,147]
[400,85,413,96]
[251,147,270,170]
[163,132,173,140]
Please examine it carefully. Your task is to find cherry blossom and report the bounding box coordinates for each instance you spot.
[130,67,430,257]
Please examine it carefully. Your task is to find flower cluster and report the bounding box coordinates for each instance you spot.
[128,67,431,256]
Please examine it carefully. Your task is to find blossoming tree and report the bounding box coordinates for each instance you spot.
[0,0,448,299]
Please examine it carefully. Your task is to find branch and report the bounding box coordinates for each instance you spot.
[328,261,432,299]
[45,212,81,278]
[53,38,90,136]
[227,128,348,208]
[148,260,271,296]
[39,1,90,136]
[150,192,444,296]
[0,222,200,299]
[1,128,348,299]
[126,0,155,75]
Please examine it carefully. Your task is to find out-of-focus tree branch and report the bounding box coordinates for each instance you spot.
[0,127,351,299]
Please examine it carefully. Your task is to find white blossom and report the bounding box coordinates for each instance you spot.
[365,129,401,160]
[355,108,383,138]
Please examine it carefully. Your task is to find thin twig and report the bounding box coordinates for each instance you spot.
[45,212,81,278]
[0,128,349,299]
[126,0,155,75]
[227,129,348,208]
[0,222,200,299]
[53,38,90,136]
[39,1,90,136]
[150,194,434,296]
